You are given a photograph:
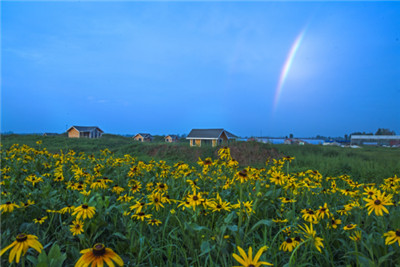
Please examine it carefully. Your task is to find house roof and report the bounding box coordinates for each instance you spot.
[186,129,238,139]
[67,126,104,133]
[134,133,152,138]
[165,135,178,139]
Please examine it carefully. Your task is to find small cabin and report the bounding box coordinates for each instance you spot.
[186,129,238,147]
[165,135,179,143]
[67,126,103,139]
[133,133,153,142]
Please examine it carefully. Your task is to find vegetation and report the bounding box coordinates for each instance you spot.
[1,134,399,182]
[1,144,399,266]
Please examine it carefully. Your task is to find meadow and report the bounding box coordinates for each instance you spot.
[1,136,400,266]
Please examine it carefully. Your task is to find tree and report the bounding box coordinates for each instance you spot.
[289,133,294,138]
[375,128,396,135]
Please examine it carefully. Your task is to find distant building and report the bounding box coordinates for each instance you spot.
[350,135,400,146]
[67,126,104,138]
[43,133,59,136]
[165,135,179,143]
[133,133,153,142]
[186,129,238,147]
[284,138,306,145]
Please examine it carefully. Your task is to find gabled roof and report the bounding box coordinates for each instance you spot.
[134,133,152,138]
[165,135,179,139]
[67,126,104,133]
[186,129,238,139]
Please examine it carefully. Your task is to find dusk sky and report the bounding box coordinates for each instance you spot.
[2,1,399,137]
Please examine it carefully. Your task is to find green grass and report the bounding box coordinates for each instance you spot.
[2,134,399,182]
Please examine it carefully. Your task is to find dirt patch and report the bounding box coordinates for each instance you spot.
[216,142,283,167]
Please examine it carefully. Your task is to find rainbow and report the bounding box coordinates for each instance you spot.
[273,29,306,111]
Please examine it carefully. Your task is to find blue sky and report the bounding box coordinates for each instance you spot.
[2,1,399,137]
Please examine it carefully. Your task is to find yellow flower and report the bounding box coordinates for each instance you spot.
[343,224,357,230]
[187,191,204,211]
[70,219,84,236]
[316,203,330,219]
[383,229,400,246]
[363,190,393,216]
[349,231,362,242]
[301,209,319,223]
[131,212,152,221]
[72,204,96,220]
[59,205,75,214]
[1,201,19,213]
[232,246,273,267]
[33,216,48,224]
[148,191,166,211]
[0,233,43,264]
[75,243,123,267]
[328,217,342,229]
[279,237,298,252]
[147,218,162,226]
[112,185,125,195]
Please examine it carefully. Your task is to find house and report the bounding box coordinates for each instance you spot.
[67,126,104,138]
[43,133,59,136]
[133,133,153,142]
[186,129,238,147]
[165,135,179,143]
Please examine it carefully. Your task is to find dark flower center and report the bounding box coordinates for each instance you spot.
[16,233,28,242]
[374,200,381,205]
[307,210,315,215]
[286,238,293,243]
[75,224,81,229]
[82,204,89,209]
[159,184,165,188]
[368,192,374,195]
[138,212,145,216]
[396,230,400,237]
[193,196,199,201]
[140,202,145,206]
[248,265,255,267]
[320,208,326,212]
[216,204,222,209]
[6,201,11,205]
[92,243,106,256]
[154,198,159,203]
[294,237,301,242]
[346,224,353,228]
[239,170,247,177]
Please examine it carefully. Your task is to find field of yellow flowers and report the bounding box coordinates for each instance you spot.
[1,143,399,266]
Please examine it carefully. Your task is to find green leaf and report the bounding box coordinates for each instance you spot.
[48,244,61,259]
[248,219,273,234]
[112,232,128,240]
[224,211,235,224]
[378,251,396,266]
[199,241,215,257]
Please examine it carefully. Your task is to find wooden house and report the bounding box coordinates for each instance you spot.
[67,126,104,138]
[165,135,179,143]
[133,133,153,142]
[186,129,238,147]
